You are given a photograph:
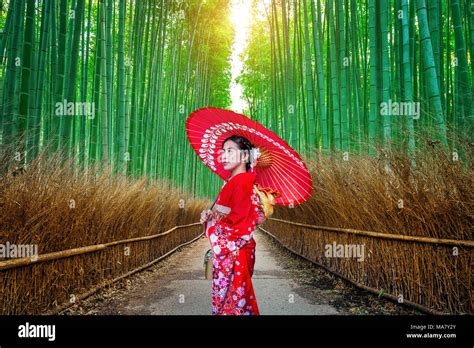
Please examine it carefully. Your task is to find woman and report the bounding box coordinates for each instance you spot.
[200,135,261,315]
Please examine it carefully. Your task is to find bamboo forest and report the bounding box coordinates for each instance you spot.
[1,0,471,195]
[0,0,473,338]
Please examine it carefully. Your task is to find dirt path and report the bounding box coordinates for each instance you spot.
[63,229,420,315]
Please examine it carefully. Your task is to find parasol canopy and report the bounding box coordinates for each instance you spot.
[186,107,313,206]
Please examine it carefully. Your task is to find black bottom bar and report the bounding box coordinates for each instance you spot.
[0,315,472,346]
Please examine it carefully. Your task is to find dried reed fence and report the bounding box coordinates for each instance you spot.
[260,218,473,314]
[0,223,203,315]
[0,149,211,315]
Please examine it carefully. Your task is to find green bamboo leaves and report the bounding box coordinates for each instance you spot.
[1,0,233,199]
[0,0,471,196]
[239,0,471,161]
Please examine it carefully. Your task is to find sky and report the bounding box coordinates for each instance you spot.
[229,0,253,113]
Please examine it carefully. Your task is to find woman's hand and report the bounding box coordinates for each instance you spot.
[256,208,266,225]
[200,209,212,224]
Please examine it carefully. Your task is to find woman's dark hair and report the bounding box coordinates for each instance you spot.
[222,135,253,171]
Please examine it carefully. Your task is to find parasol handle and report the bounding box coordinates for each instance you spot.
[209,195,218,210]
[203,196,218,232]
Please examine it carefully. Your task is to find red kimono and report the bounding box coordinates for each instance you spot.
[205,171,260,315]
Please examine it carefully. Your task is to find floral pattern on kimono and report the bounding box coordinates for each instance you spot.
[205,171,261,315]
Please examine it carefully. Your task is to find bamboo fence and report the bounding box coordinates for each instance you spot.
[2,218,471,315]
[260,218,473,314]
[0,223,202,315]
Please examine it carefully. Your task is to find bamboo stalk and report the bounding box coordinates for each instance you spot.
[0,222,201,271]
[269,218,474,247]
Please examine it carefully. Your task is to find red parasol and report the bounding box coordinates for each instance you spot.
[186,107,313,207]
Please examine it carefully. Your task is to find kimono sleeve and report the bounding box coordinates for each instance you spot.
[208,181,254,256]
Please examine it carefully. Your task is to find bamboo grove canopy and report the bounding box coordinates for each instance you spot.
[0,0,472,199]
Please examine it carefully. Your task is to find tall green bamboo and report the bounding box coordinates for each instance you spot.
[116,0,126,174]
[380,0,391,150]
[1,0,470,198]
[310,0,328,152]
[401,0,415,159]
[18,0,35,156]
[99,0,109,164]
[302,0,315,153]
[450,0,471,138]
[416,0,447,146]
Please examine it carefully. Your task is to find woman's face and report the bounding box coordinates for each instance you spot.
[220,140,248,171]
